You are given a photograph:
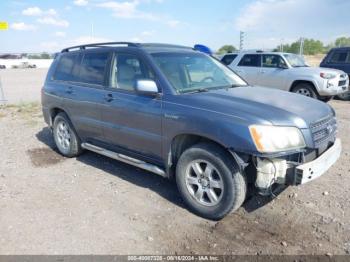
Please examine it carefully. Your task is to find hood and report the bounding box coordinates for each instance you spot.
[289,66,346,76]
[177,86,333,128]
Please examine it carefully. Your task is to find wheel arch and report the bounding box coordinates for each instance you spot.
[289,79,319,95]
[167,133,237,179]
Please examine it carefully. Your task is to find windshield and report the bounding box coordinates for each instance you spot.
[151,52,247,93]
[283,53,308,67]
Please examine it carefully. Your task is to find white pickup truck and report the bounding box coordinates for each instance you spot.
[221,51,349,102]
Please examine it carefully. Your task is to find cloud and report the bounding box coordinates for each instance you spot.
[22,6,57,16]
[37,17,69,27]
[166,19,180,28]
[97,1,158,20]
[234,0,350,48]
[73,0,88,6]
[11,22,36,31]
[40,41,61,52]
[141,30,155,37]
[70,36,113,46]
[54,31,66,37]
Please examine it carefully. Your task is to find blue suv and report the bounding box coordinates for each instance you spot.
[42,42,342,220]
[320,47,350,100]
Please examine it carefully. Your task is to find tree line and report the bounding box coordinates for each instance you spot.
[217,36,350,55]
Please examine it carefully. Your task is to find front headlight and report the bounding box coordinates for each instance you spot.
[249,125,306,153]
[320,72,336,79]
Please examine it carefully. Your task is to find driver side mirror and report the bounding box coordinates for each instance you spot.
[135,79,159,96]
[279,63,289,69]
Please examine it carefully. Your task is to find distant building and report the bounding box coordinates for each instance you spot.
[0,54,23,59]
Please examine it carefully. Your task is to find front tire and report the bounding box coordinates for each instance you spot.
[176,143,247,220]
[53,112,82,157]
[292,83,318,99]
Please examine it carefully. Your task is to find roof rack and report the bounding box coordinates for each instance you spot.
[61,42,193,53]
[61,42,139,53]
[138,43,193,50]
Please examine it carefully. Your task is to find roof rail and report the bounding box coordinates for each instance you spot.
[61,42,139,53]
[138,43,193,50]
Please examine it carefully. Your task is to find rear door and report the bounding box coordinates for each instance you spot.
[233,54,261,85]
[258,54,288,90]
[100,51,163,162]
[53,51,110,141]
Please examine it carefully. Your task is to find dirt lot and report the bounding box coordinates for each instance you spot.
[0,69,48,104]
[0,100,349,255]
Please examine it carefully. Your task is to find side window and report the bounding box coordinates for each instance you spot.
[329,51,349,63]
[53,54,79,81]
[238,54,261,67]
[262,55,287,68]
[221,54,237,65]
[78,52,109,85]
[110,53,155,91]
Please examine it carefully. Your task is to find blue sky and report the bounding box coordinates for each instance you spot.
[0,0,349,53]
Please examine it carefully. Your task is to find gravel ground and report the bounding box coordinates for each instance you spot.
[0,69,47,104]
[0,100,349,255]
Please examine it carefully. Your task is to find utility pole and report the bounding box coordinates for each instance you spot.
[239,31,245,50]
[0,75,7,105]
[299,37,304,55]
[91,22,94,41]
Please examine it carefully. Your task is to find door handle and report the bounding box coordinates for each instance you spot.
[65,86,74,94]
[104,93,114,102]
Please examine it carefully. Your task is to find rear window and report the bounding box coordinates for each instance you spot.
[329,51,350,63]
[53,54,79,81]
[221,54,237,65]
[238,54,261,67]
[78,52,109,85]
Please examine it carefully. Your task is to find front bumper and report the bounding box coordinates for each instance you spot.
[318,75,349,96]
[294,138,342,185]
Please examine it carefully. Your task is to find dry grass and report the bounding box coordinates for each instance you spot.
[304,54,326,67]
[1,102,42,125]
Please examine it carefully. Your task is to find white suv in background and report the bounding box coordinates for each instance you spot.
[221,51,349,102]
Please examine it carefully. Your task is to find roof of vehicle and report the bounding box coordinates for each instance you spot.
[221,50,299,56]
[328,46,350,51]
[60,42,197,54]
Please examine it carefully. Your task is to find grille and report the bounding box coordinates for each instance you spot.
[310,115,337,148]
[339,80,346,86]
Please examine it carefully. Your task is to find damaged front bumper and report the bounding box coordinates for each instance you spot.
[294,138,342,185]
[255,139,342,194]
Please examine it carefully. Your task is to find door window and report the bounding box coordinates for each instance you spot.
[329,51,350,63]
[262,54,287,68]
[221,54,238,65]
[238,54,261,67]
[53,53,79,81]
[78,52,109,85]
[110,53,155,91]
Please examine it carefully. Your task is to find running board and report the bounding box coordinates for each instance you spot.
[81,143,166,177]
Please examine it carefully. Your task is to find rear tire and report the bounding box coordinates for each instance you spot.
[176,143,247,220]
[53,112,82,157]
[336,92,350,101]
[292,83,318,99]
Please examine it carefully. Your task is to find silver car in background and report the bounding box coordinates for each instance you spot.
[222,51,349,102]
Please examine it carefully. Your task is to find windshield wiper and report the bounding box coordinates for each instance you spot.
[181,88,210,94]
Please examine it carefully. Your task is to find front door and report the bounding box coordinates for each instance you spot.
[100,52,163,162]
[258,54,288,90]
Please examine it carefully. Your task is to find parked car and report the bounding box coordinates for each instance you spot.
[42,42,342,220]
[222,50,349,102]
[320,47,350,100]
[12,62,37,69]
[0,65,6,69]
